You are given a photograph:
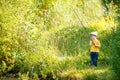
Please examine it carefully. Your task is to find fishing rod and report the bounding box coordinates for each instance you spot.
[73,8,86,29]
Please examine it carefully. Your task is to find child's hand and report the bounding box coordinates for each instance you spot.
[91,40,100,48]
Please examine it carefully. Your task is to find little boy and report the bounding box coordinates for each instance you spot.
[90,32,100,67]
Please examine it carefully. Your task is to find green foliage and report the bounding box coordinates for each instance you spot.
[0,0,118,80]
[101,0,120,79]
[0,1,15,74]
[102,28,120,80]
[101,0,120,21]
[53,26,93,56]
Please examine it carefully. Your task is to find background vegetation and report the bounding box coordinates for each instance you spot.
[0,0,119,80]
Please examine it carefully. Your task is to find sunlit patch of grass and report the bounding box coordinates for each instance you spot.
[58,67,82,80]
[56,64,111,80]
[55,52,112,80]
[80,66,112,80]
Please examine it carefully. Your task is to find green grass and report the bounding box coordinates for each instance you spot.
[0,53,113,80]
[57,55,112,80]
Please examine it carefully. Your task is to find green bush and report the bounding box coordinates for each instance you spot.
[52,26,95,56]
[101,27,120,80]
[109,28,120,80]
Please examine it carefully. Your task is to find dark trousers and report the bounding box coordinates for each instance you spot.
[90,52,98,67]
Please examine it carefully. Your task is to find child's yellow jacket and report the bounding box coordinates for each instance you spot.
[90,39,100,52]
